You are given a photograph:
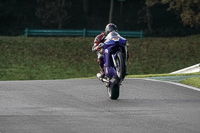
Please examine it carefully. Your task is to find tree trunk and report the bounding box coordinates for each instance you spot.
[146,5,153,34]
[109,0,114,23]
[58,18,63,29]
[58,0,66,29]
[83,0,89,15]
[120,1,123,16]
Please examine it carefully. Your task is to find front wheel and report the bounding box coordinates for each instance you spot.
[107,84,119,100]
[116,52,125,80]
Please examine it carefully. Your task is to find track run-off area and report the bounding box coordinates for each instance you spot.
[0,78,200,133]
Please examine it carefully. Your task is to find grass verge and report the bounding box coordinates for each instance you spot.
[180,77,200,88]
[127,72,200,78]
[0,35,200,80]
[127,72,200,88]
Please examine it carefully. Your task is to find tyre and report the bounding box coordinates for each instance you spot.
[107,84,119,100]
[116,52,125,80]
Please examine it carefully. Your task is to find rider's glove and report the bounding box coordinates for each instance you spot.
[97,43,104,49]
[92,43,104,53]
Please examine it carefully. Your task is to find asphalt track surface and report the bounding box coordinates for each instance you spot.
[0,78,200,133]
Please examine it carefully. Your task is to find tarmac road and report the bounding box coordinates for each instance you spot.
[0,79,200,133]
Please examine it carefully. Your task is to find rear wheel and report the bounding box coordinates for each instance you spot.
[107,84,119,100]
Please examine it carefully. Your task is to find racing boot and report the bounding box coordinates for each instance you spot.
[97,66,105,79]
[97,58,105,79]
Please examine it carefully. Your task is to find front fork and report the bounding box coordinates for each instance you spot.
[112,50,128,75]
[112,54,117,68]
[124,46,128,74]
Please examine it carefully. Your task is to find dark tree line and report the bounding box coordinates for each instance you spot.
[0,0,199,36]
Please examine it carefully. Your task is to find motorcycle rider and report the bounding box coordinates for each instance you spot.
[92,23,118,78]
[92,23,129,78]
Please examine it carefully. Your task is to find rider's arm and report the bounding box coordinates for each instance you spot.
[126,41,129,47]
[92,44,98,53]
[126,41,129,60]
[92,33,105,53]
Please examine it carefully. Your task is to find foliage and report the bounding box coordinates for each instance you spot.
[36,0,72,29]
[0,0,38,35]
[146,0,200,27]
[0,0,200,36]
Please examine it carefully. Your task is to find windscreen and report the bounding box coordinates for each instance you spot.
[105,31,120,40]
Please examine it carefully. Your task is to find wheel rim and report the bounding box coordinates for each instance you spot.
[116,57,121,78]
[107,87,111,97]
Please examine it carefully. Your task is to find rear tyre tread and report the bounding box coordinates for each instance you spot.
[108,84,119,100]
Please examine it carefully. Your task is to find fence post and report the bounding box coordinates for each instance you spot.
[25,28,29,37]
[140,31,143,40]
[83,28,86,38]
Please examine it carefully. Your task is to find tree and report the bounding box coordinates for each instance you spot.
[146,0,200,27]
[36,0,71,29]
[145,2,153,34]
[83,0,89,15]
[109,0,114,23]
[137,0,154,34]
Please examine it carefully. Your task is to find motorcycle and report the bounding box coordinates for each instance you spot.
[97,31,128,100]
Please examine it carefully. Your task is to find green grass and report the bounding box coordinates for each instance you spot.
[127,72,200,88]
[0,35,200,80]
[0,36,97,80]
[127,72,200,78]
[180,77,200,88]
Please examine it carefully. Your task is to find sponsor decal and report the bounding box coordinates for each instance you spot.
[110,77,115,83]
[106,67,108,74]
[113,38,119,41]
[105,49,108,53]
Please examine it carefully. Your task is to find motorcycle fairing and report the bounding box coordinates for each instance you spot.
[103,32,127,79]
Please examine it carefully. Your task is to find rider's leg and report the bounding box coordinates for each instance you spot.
[97,52,104,77]
[125,51,129,75]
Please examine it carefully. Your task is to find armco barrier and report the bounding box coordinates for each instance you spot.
[24,28,144,39]
[170,63,200,74]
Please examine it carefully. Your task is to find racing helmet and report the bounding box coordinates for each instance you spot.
[105,23,118,35]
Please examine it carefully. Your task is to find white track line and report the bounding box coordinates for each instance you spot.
[127,78,200,92]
